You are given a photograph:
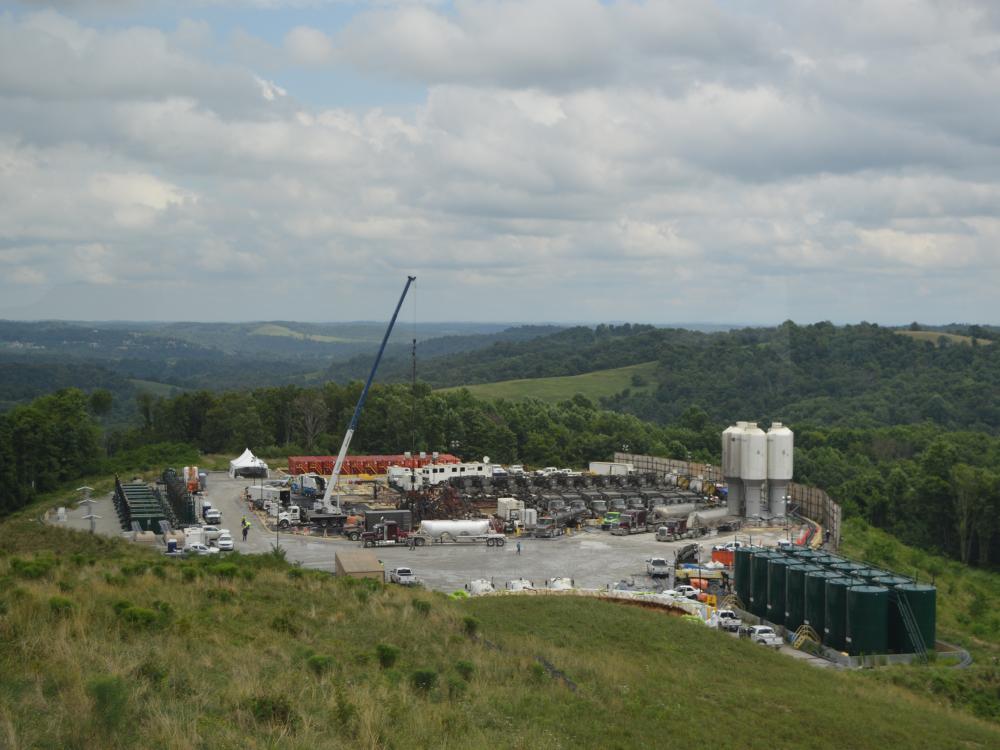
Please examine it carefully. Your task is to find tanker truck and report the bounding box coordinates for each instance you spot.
[413,519,507,547]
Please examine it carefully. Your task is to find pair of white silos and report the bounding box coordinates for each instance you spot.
[721,422,793,519]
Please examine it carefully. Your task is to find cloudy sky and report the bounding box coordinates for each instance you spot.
[1,0,998,324]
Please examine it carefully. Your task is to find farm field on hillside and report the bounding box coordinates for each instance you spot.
[895,330,992,346]
[438,361,658,403]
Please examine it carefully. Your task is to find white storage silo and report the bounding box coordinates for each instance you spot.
[767,422,794,518]
[741,422,767,518]
[722,422,745,516]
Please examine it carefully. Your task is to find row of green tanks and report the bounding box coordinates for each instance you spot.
[734,545,935,656]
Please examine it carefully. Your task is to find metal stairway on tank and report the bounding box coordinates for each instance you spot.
[792,624,821,649]
[892,589,928,663]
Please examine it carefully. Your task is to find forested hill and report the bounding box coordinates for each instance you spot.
[417,322,1000,432]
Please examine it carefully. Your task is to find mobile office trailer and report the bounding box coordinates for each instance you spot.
[335,550,384,581]
[589,461,633,476]
[246,485,290,509]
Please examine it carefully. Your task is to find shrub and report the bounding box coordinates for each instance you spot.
[246,694,295,728]
[288,567,304,580]
[151,565,167,580]
[412,599,431,616]
[210,563,238,579]
[10,557,54,580]
[111,599,133,615]
[120,563,149,578]
[375,643,400,669]
[48,596,75,616]
[57,579,75,593]
[181,567,199,583]
[271,612,299,635]
[410,669,438,693]
[206,588,235,603]
[135,658,167,684]
[455,660,475,681]
[447,675,466,700]
[462,616,480,636]
[119,606,158,628]
[87,675,129,731]
[306,654,335,676]
[103,573,126,587]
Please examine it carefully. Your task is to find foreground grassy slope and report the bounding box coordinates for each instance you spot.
[438,361,657,403]
[1,511,999,749]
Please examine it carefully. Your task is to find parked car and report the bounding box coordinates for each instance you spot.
[646,557,671,577]
[201,526,227,542]
[184,543,219,556]
[389,567,417,585]
[717,609,742,632]
[749,625,782,649]
[674,584,700,599]
[216,533,234,551]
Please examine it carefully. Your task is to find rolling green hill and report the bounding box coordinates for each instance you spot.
[1,503,998,749]
[438,361,657,403]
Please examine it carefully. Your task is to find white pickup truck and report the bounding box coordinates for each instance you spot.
[717,609,742,632]
[646,557,671,577]
[748,625,782,649]
[388,567,417,586]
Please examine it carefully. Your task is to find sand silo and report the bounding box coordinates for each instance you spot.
[741,423,767,518]
[722,422,745,516]
[766,423,793,518]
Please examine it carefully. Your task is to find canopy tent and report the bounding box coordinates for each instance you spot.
[229,448,269,479]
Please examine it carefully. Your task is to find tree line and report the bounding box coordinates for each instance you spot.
[2,381,998,566]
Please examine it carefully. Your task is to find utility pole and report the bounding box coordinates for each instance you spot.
[76,486,100,534]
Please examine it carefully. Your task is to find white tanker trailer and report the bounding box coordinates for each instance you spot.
[650,503,698,521]
[415,519,507,547]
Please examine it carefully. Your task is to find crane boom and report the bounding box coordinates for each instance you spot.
[320,275,416,511]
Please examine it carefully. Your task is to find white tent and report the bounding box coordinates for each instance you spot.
[229,448,269,479]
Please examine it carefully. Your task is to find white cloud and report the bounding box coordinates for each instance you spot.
[0,3,998,323]
[284,25,334,65]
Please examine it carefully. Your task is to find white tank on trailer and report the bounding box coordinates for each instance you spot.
[766,422,794,518]
[741,422,767,518]
[686,507,731,530]
[651,503,698,520]
[419,519,491,539]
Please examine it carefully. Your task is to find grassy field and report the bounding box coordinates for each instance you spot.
[895,330,992,346]
[438,361,658,403]
[251,324,354,344]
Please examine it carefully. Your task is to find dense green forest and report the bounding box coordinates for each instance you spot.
[0,321,559,417]
[3,380,998,566]
[388,321,1000,432]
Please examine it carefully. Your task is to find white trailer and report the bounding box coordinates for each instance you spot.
[589,461,634,476]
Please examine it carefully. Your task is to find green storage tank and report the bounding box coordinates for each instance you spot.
[784,563,821,631]
[767,557,795,625]
[829,562,866,577]
[846,585,889,656]
[733,546,757,609]
[873,575,914,652]
[894,583,937,654]
[792,549,821,561]
[856,567,890,583]
[823,576,860,651]
[803,570,840,637]
[751,552,780,618]
[810,554,839,567]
